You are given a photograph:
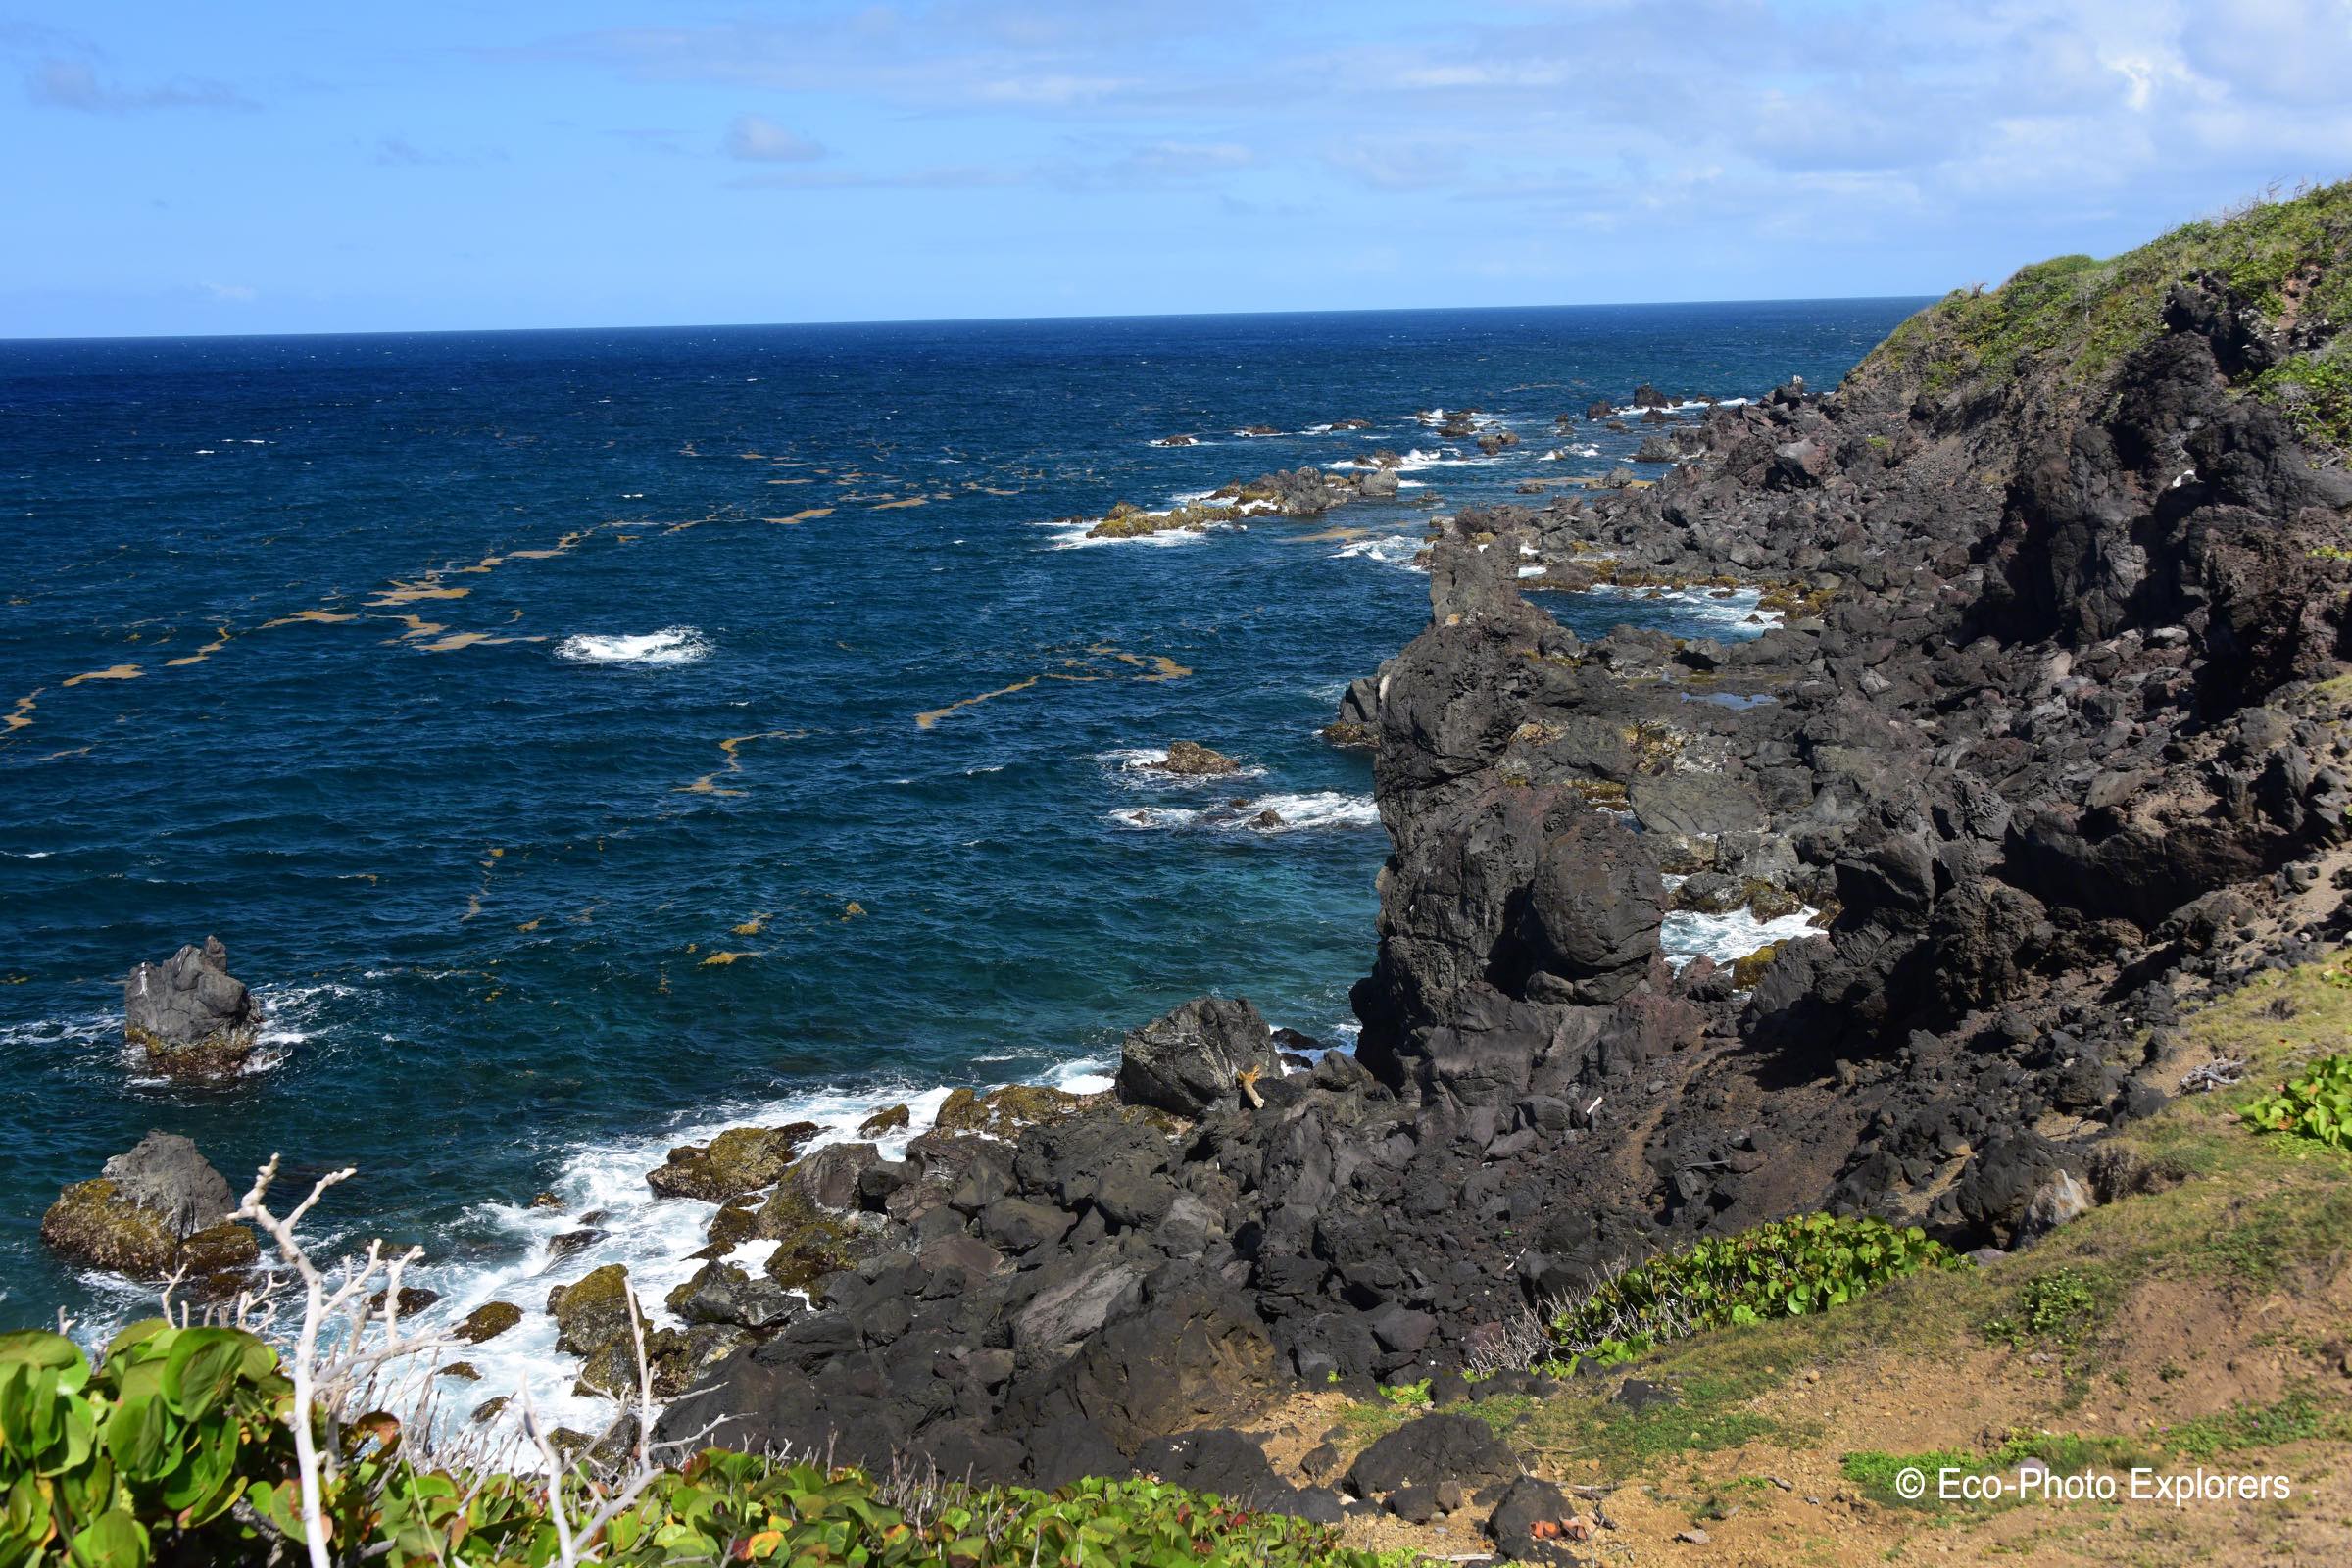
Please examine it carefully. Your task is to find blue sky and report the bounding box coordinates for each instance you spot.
[6,1,2350,336]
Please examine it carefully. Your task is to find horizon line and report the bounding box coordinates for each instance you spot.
[0,290,1946,348]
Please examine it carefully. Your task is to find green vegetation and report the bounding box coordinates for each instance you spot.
[2257,354,2352,452]
[0,1323,1400,1568]
[1546,1213,1960,1368]
[2165,1391,2352,1461]
[1861,179,2352,401]
[1983,1269,2102,1350]
[1843,1393,2352,1514]
[2243,1053,2352,1152]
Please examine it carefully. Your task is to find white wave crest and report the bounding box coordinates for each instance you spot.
[1333,534,1427,572]
[1107,791,1379,834]
[1583,584,1780,631]
[1098,747,1266,785]
[1044,523,1212,550]
[1660,907,1827,973]
[394,1080,969,1438]
[555,628,711,666]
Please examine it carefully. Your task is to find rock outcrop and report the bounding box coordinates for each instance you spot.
[646,1123,817,1202]
[1113,995,1283,1116]
[41,1131,257,1289]
[124,937,264,1079]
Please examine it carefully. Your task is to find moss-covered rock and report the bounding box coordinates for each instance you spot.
[752,1187,857,1292]
[706,1193,762,1251]
[933,1084,1083,1139]
[1318,719,1377,750]
[454,1299,524,1344]
[1087,500,1239,540]
[1160,740,1240,776]
[548,1263,636,1357]
[122,937,264,1081]
[1741,879,1805,920]
[646,1121,817,1202]
[575,1323,691,1399]
[1730,943,1784,990]
[41,1133,262,1298]
[39,1179,179,1275]
[858,1102,910,1137]
[178,1222,259,1283]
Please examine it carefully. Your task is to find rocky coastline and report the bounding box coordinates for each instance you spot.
[627,249,2352,1500]
[40,199,2352,1553]
[602,257,2352,1504]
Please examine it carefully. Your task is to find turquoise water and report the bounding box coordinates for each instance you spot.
[0,300,1920,1395]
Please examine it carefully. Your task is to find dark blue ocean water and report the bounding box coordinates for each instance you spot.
[0,300,1920,1407]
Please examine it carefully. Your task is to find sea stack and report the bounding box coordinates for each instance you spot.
[124,936,265,1080]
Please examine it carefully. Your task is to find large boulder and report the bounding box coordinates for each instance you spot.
[646,1122,817,1202]
[933,1085,1083,1139]
[123,938,264,1079]
[1521,812,1664,1002]
[1345,1412,1520,1498]
[1002,1276,1283,1455]
[1115,996,1283,1117]
[40,1132,256,1286]
[548,1263,637,1357]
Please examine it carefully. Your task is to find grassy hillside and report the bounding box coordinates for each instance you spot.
[1855,179,2352,448]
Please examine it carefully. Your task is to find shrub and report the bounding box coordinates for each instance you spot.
[1546,1213,1958,1368]
[2243,1054,2352,1152]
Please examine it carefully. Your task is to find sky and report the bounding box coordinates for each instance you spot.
[5,1,2351,338]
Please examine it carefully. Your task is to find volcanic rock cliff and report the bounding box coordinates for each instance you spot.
[657,187,2352,1492]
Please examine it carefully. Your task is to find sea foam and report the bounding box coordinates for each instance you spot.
[1107,790,1379,834]
[554,628,711,666]
[1660,906,1827,972]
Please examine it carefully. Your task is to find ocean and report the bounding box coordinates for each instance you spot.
[0,298,1922,1420]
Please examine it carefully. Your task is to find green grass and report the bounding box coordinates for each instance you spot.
[1856,179,2352,412]
[1512,1340,1810,1476]
[2257,354,2352,451]
[1842,1391,2352,1516]
[2164,1391,2352,1460]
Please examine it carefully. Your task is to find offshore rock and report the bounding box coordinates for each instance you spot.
[123,937,264,1079]
[40,1131,254,1285]
[1160,740,1243,776]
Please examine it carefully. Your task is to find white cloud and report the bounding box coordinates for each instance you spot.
[722,113,827,163]
[26,57,252,113]
[199,281,257,302]
[973,74,1135,105]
